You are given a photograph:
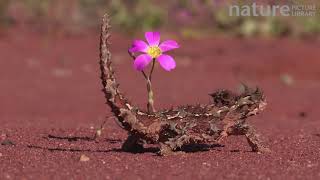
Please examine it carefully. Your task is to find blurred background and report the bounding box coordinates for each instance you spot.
[0,0,320,37]
[0,0,319,129]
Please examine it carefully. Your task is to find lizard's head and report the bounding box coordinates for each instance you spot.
[210,86,267,118]
[236,87,267,117]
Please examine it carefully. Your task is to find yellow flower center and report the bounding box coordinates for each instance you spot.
[147,46,162,58]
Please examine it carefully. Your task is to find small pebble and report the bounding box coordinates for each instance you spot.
[80,154,90,162]
[280,74,294,86]
[96,129,102,137]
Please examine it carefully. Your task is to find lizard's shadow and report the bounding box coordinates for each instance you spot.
[180,143,224,153]
[27,135,224,154]
[26,134,157,154]
[26,144,118,153]
[25,134,123,153]
[124,143,224,154]
[44,134,122,144]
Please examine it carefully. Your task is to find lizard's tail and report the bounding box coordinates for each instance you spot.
[99,14,147,134]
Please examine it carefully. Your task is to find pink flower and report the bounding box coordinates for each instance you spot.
[129,32,179,71]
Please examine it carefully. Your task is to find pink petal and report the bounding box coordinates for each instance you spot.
[145,32,160,46]
[129,40,149,53]
[157,54,176,71]
[134,54,152,71]
[159,40,179,52]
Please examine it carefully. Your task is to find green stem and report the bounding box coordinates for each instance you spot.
[129,50,156,114]
[146,59,156,113]
[146,78,155,113]
[149,59,156,81]
[141,70,148,80]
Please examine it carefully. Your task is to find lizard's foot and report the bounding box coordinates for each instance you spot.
[245,128,271,153]
[158,143,174,156]
[232,124,270,153]
[158,143,186,156]
[122,134,144,153]
[248,140,271,153]
[254,146,271,154]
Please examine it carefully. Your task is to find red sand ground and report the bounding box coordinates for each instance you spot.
[0,28,320,179]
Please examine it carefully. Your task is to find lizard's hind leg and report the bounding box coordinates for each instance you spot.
[232,124,270,153]
[122,134,144,153]
[158,135,199,156]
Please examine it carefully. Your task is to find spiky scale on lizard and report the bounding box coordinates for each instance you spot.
[99,14,270,156]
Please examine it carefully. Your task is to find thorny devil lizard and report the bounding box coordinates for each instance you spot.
[99,14,270,156]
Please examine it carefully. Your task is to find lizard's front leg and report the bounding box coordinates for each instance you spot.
[231,124,270,153]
